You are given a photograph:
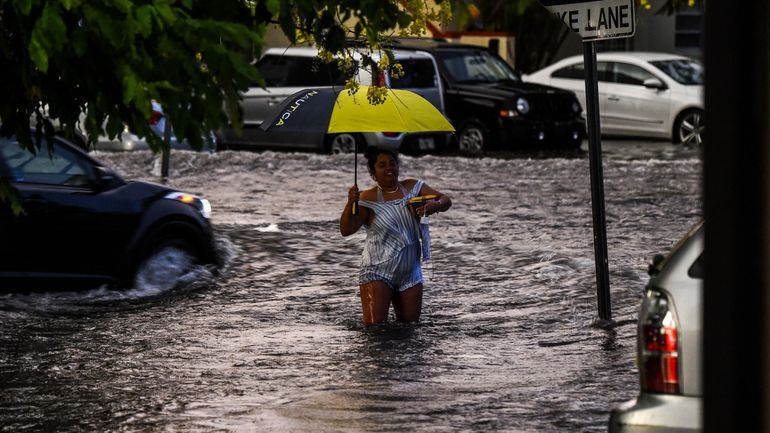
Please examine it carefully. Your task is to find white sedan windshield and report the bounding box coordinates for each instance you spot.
[650,59,704,85]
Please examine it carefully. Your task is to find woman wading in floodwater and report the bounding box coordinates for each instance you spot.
[340,146,452,325]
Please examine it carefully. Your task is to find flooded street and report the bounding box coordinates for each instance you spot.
[0,140,702,432]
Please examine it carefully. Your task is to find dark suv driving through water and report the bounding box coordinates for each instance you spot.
[391,40,586,154]
[0,134,220,291]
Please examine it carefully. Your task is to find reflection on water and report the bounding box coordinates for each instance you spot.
[0,142,702,432]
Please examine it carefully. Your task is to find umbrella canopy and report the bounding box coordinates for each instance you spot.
[259,86,455,134]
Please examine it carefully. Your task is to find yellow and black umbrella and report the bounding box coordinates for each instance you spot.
[260,86,455,213]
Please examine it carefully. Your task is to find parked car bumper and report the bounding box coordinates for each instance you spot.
[398,132,451,153]
[360,132,402,152]
[609,393,702,433]
[496,118,585,148]
[362,131,449,154]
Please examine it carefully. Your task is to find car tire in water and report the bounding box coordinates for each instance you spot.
[131,223,205,290]
[326,133,363,154]
[457,119,487,156]
[673,108,704,146]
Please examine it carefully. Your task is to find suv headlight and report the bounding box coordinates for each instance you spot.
[165,192,212,219]
[515,97,530,115]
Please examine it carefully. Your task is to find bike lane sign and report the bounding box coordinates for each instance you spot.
[538,0,635,41]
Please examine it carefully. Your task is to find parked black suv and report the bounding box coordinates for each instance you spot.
[0,134,220,291]
[391,40,586,154]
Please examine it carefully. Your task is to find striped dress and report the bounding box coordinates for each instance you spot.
[358,180,430,292]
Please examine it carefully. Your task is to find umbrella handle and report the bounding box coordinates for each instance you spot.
[351,142,358,215]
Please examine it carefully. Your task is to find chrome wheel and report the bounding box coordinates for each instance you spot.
[676,110,704,146]
[329,133,358,154]
[458,122,485,155]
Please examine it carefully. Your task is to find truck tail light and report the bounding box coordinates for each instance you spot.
[639,289,681,394]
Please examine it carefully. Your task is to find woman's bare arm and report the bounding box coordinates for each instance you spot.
[418,183,452,215]
[340,185,370,236]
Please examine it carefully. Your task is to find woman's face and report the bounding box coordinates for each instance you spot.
[373,153,399,184]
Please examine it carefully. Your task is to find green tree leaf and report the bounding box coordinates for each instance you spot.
[28,38,48,72]
[13,0,33,15]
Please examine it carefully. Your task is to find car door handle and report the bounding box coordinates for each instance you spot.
[267,98,282,106]
[608,95,620,102]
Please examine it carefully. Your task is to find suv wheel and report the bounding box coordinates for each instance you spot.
[673,108,704,146]
[134,237,200,291]
[327,133,362,154]
[457,120,487,155]
[130,222,206,290]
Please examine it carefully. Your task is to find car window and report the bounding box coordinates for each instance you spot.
[552,63,585,80]
[609,62,657,86]
[390,58,437,89]
[596,62,617,82]
[0,137,96,187]
[551,61,614,82]
[256,55,344,87]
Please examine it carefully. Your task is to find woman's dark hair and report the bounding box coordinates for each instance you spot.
[364,146,399,175]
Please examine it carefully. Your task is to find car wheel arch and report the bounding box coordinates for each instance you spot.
[119,195,218,280]
[120,210,212,286]
[324,132,366,154]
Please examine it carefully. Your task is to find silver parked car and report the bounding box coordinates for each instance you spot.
[218,46,449,153]
[525,52,704,145]
[609,221,704,432]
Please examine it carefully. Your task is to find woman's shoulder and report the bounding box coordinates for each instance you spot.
[402,178,421,189]
[360,187,378,201]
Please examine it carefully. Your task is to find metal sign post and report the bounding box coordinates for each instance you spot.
[582,41,611,321]
[536,0,635,322]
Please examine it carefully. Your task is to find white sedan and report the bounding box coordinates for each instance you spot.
[525,52,704,145]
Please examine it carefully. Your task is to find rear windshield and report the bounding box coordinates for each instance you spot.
[390,58,437,89]
[256,55,344,87]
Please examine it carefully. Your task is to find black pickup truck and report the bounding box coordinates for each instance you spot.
[391,40,586,154]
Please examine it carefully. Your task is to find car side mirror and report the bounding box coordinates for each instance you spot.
[93,165,118,189]
[643,78,666,90]
[648,253,666,276]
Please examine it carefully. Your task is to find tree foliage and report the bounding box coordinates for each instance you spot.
[0,0,451,210]
[1,0,262,152]
[0,0,451,149]
[640,0,704,15]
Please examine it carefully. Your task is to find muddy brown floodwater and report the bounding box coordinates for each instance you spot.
[0,141,702,432]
